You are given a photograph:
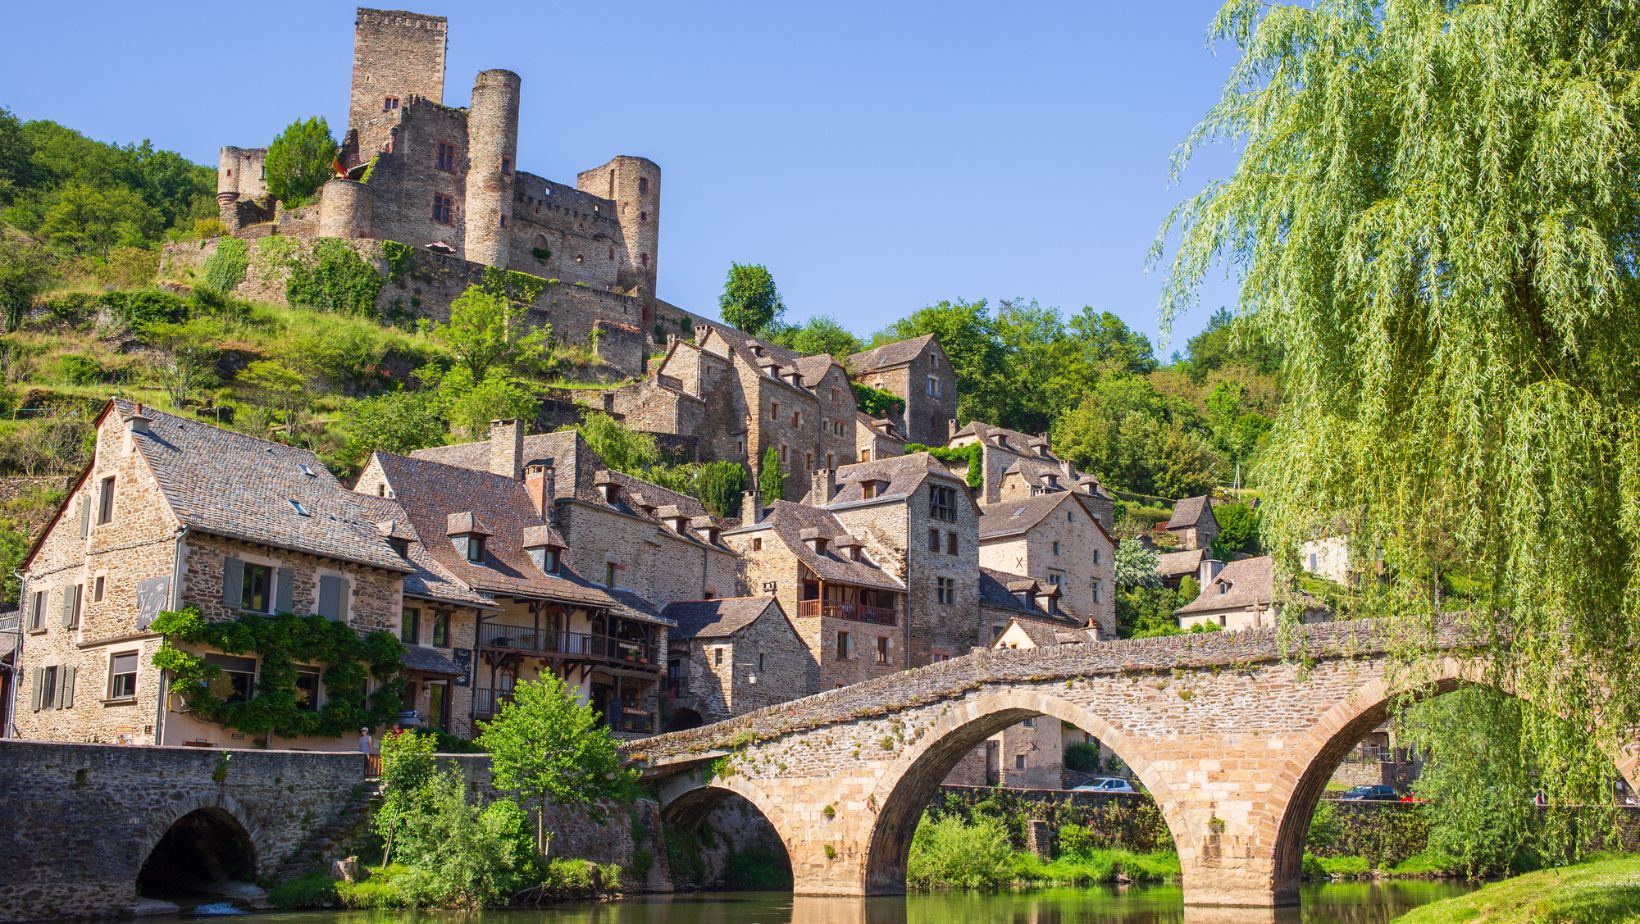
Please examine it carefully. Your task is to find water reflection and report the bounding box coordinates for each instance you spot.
[259,881,1473,924]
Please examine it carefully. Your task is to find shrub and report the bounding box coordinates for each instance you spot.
[287,238,385,315]
[1064,741,1101,773]
[267,872,338,910]
[38,292,99,328]
[54,354,104,386]
[906,813,1014,891]
[104,288,186,331]
[265,117,337,206]
[853,381,905,418]
[1057,822,1096,858]
[202,237,249,294]
[695,460,747,517]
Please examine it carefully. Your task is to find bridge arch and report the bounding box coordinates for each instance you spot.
[137,804,257,897]
[1267,656,1640,903]
[656,777,799,889]
[861,685,1185,894]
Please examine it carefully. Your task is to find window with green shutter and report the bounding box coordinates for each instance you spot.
[60,584,81,629]
[60,666,76,709]
[317,575,349,621]
[222,556,244,608]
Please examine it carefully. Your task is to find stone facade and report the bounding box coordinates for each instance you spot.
[846,335,957,446]
[977,492,1116,637]
[636,619,1640,907]
[665,598,813,725]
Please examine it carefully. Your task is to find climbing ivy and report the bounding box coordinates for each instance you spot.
[852,382,906,419]
[286,238,386,315]
[380,240,416,285]
[202,237,249,294]
[906,442,982,489]
[480,265,546,305]
[149,606,404,738]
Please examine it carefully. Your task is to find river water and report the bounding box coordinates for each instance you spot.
[244,882,1477,924]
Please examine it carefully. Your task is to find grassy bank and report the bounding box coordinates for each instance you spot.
[1394,854,1640,923]
[907,813,1178,891]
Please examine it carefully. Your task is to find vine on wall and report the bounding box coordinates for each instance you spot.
[286,238,387,315]
[906,442,983,489]
[149,606,405,738]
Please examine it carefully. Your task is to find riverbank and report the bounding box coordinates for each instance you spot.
[1394,854,1640,923]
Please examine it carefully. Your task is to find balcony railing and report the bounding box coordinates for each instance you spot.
[472,687,514,718]
[477,623,660,668]
[798,599,897,625]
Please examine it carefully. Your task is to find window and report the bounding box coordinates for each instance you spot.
[401,607,421,645]
[1022,717,1035,728]
[861,481,877,499]
[289,499,309,517]
[97,475,115,525]
[439,143,458,172]
[93,575,105,603]
[876,637,889,665]
[928,484,958,521]
[770,402,779,420]
[936,577,955,605]
[757,652,766,672]
[465,535,485,563]
[751,537,762,552]
[26,590,44,631]
[432,611,450,647]
[1093,579,1102,604]
[1048,572,1063,587]
[836,631,850,661]
[206,655,256,704]
[792,412,800,428]
[1219,582,1228,595]
[108,651,137,700]
[1093,548,1101,564]
[640,253,649,267]
[946,531,958,555]
[384,95,400,110]
[1015,754,1027,770]
[242,563,274,614]
[714,648,724,666]
[501,156,511,175]
[605,562,618,587]
[317,574,350,621]
[294,666,321,712]
[639,177,649,194]
[62,583,82,629]
[928,528,940,552]
[926,375,941,397]
[1052,541,1061,555]
[432,194,453,224]
[542,549,560,574]
[38,665,58,710]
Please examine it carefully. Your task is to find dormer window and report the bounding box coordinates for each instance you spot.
[388,537,410,557]
[1218,582,1228,595]
[448,512,492,564]
[466,536,486,562]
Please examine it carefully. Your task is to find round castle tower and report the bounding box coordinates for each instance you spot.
[463,69,520,269]
[606,156,661,297]
[318,178,373,239]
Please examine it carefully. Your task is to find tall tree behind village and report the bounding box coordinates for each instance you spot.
[1156,0,1640,806]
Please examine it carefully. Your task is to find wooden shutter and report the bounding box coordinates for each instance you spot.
[78,496,90,538]
[275,568,294,614]
[338,578,350,620]
[317,575,340,620]
[60,587,74,628]
[30,668,41,712]
[222,557,244,608]
[60,666,76,709]
[23,591,35,630]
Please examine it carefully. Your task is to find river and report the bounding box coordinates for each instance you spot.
[240,882,1477,924]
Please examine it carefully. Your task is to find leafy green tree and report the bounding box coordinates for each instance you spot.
[145,318,222,408]
[432,284,551,382]
[239,360,311,441]
[389,768,540,907]
[0,231,52,331]
[264,117,337,206]
[873,298,1006,425]
[718,263,785,334]
[1157,0,1640,798]
[758,445,785,502]
[1209,503,1261,559]
[695,460,747,518]
[769,315,862,359]
[1151,421,1221,500]
[1114,538,1163,590]
[1117,577,1197,639]
[334,390,448,473]
[476,672,634,857]
[290,326,386,394]
[0,524,29,604]
[436,368,536,441]
[37,183,159,256]
[1180,308,1282,383]
[0,107,34,204]
[376,728,439,865]
[565,412,659,473]
[1067,307,1158,376]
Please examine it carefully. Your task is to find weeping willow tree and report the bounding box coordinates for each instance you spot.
[1156,0,1640,820]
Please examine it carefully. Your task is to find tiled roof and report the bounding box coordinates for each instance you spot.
[401,645,465,675]
[113,399,410,573]
[605,587,677,627]
[1176,555,1274,615]
[758,501,905,591]
[856,412,907,442]
[826,453,966,506]
[978,492,1073,539]
[1157,548,1206,579]
[790,354,843,388]
[354,494,496,608]
[663,597,780,639]
[847,333,936,373]
[1167,495,1218,531]
[951,421,1051,456]
[978,568,1076,621]
[371,452,615,607]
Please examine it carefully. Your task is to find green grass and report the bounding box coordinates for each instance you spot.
[1010,848,1181,886]
[1395,854,1640,923]
[266,872,339,910]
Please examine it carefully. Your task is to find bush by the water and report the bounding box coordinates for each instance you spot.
[906,812,1179,891]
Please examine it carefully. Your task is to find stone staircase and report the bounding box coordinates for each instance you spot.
[272,779,384,882]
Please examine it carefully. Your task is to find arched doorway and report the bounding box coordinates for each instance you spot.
[664,706,705,732]
[137,808,256,897]
[861,690,1182,895]
[661,785,793,891]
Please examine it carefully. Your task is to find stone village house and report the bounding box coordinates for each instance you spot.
[661,597,811,728]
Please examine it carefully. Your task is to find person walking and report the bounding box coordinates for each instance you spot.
[357,727,374,754]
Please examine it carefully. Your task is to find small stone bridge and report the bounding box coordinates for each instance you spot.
[630,619,1640,908]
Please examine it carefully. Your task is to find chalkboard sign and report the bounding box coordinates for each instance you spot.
[136,576,171,630]
[452,647,472,687]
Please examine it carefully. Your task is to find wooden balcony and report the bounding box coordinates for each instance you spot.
[797,599,897,625]
[472,686,513,718]
[477,622,660,669]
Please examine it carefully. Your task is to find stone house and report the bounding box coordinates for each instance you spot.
[1174,555,1326,632]
[945,421,1116,525]
[723,501,907,690]
[846,334,957,446]
[855,412,907,463]
[977,491,1117,638]
[1300,534,1352,585]
[1166,495,1220,552]
[11,399,425,750]
[356,449,672,738]
[1156,546,1207,588]
[661,597,812,727]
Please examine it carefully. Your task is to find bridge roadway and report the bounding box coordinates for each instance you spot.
[627,618,1640,907]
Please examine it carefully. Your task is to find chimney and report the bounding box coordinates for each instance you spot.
[489,419,524,479]
[524,463,555,522]
[948,418,958,440]
[1200,559,1225,586]
[1060,458,1075,480]
[741,487,762,524]
[127,402,152,435]
[810,468,836,505]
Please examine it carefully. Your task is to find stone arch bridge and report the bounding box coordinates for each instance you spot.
[630,619,1640,908]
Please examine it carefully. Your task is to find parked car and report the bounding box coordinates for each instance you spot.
[1072,777,1138,794]
[1339,784,1400,801]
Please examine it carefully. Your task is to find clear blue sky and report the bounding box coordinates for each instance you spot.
[1,1,1243,354]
